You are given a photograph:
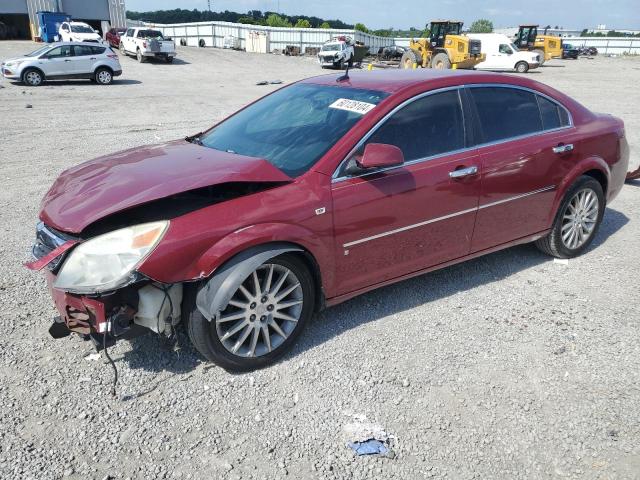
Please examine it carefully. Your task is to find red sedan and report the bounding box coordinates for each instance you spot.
[27,70,629,371]
[105,27,126,48]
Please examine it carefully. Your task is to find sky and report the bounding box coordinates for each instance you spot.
[125,0,640,30]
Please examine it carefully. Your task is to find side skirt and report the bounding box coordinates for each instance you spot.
[325,229,550,307]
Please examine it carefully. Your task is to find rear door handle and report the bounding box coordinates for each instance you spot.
[90,57,97,60]
[64,59,71,62]
[553,143,574,154]
[449,166,478,178]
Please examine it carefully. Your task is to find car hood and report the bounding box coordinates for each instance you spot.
[40,140,293,234]
[2,56,28,64]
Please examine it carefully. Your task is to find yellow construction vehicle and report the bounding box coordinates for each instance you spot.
[400,20,484,70]
[514,25,563,65]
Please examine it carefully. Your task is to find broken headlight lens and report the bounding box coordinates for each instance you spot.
[53,221,168,294]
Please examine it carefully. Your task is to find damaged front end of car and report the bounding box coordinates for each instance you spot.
[26,220,184,350]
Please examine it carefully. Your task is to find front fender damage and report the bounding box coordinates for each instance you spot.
[195,243,302,321]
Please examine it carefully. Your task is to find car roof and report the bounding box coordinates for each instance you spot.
[300,68,539,94]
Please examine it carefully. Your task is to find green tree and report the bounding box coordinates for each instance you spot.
[319,21,331,29]
[294,19,312,28]
[354,23,369,33]
[469,19,493,33]
[266,13,292,27]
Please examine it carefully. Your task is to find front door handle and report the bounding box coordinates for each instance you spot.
[64,59,71,62]
[553,143,574,154]
[449,165,478,179]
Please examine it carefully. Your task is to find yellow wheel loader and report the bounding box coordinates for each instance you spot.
[399,21,484,70]
[514,25,563,65]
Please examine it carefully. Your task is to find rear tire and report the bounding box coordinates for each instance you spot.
[95,67,113,85]
[187,254,315,372]
[136,49,146,63]
[515,61,529,73]
[165,56,174,63]
[535,176,605,258]
[22,68,43,86]
[431,52,451,69]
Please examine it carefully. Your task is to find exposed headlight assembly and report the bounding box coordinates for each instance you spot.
[54,221,168,294]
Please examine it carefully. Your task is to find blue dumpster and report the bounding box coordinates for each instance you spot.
[37,11,70,43]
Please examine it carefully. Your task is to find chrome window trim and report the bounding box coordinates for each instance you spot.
[342,185,556,248]
[332,83,574,184]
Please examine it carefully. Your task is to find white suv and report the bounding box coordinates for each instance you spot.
[1,43,122,86]
[59,22,103,43]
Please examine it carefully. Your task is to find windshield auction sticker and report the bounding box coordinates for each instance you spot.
[329,99,376,115]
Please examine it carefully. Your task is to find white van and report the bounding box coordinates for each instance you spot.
[467,33,540,73]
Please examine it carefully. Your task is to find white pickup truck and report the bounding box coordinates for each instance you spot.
[318,36,355,69]
[120,27,176,63]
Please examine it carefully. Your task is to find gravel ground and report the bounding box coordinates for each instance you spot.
[0,41,639,480]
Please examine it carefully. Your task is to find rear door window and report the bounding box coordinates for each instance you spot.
[365,89,466,162]
[73,45,93,57]
[469,87,542,143]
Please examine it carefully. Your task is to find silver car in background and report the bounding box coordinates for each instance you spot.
[1,42,122,86]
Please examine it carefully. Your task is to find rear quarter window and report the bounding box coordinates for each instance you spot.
[537,95,571,130]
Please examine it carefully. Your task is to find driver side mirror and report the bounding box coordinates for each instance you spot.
[345,143,404,175]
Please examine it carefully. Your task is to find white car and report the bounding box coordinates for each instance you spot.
[1,43,122,86]
[59,21,103,44]
[468,33,540,73]
[318,36,355,69]
[120,27,176,63]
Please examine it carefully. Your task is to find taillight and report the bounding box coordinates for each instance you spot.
[143,41,147,48]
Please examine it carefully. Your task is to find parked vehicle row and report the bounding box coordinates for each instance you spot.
[1,30,179,86]
[26,69,629,371]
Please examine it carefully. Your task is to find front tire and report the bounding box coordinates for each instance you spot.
[535,176,605,258]
[400,48,422,69]
[515,61,529,73]
[187,254,315,371]
[22,68,43,86]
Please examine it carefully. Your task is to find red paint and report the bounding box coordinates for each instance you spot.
[37,70,629,307]
[24,240,78,271]
[40,140,292,233]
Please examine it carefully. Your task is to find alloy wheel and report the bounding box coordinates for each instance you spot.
[215,264,304,358]
[561,188,599,249]
[25,71,42,86]
[97,70,112,84]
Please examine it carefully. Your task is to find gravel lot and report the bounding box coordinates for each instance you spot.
[1,41,639,480]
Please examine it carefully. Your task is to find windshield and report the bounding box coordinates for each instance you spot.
[510,43,520,52]
[321,43,341,51]
[199,84,389,177]
[26,45,52,57]
[138,30,164,39]
[71,25,94,33]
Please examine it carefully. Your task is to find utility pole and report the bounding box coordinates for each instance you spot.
[207,0,212,12]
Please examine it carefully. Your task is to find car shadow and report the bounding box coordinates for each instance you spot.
[625,179,640,188]
[116,207,629,381]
